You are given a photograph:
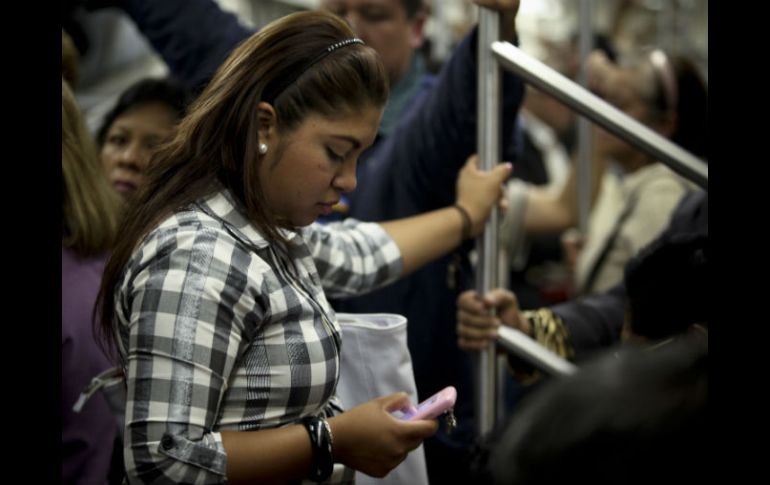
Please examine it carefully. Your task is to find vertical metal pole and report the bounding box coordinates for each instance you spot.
[655,0,665,51]
[576,0,593,234]
[496,249,509,425]
[496,355,509,424]
[672,0,681,57]
[657,0,676,56]
[475,7,501,437]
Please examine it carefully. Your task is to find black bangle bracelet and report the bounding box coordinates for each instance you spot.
[301,415,334,482]
[453,204,472,241]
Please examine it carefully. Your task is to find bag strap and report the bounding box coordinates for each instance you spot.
[580,193,639,295]
[72,366,125,413]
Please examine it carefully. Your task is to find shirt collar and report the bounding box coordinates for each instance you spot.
[378,53,426,137]
[196,188,303,250]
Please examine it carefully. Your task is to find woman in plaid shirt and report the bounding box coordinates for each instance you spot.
[97,10,511,485]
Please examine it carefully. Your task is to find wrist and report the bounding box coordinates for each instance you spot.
[453,204,473,241]
[326,416,349,468]
[517,313,533,338]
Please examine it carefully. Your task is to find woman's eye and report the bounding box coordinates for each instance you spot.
[326,147,345,162]
[361,10,389,23]
[108,134,127,146]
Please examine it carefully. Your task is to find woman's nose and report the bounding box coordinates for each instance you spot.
[117,142,143,171]
[333,159,357,193]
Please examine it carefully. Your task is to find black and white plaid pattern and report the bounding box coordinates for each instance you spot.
[115,189,402,484]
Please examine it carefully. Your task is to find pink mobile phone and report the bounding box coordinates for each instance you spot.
[400,386,457,420]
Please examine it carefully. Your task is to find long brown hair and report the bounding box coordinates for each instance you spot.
[96,10,388,355]
[62,79,122,257]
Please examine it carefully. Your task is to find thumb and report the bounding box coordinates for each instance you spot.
[484,288,512,307]
[380,392,413,412]
[492,162,514,183]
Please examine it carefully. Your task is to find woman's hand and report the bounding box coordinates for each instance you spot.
[455,154,513,238]
[328,392,438,478]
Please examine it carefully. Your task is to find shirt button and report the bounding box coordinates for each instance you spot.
[161,435,174,450]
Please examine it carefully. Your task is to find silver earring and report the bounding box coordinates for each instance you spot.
[259,143,268,155]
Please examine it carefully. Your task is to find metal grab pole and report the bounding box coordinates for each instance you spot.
[491,41,708,189]
[576,0,594,234]
[475,7,501,437]
[497,327,578,377]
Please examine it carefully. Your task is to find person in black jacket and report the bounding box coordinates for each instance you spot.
[456,190,708,368]
[488,333,708,485]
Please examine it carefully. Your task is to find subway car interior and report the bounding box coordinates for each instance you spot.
[62,1,708,484]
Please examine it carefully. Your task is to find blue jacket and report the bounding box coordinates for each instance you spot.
[122,0,252,93]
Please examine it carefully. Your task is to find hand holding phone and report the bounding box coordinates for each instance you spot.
[399,386,457,421]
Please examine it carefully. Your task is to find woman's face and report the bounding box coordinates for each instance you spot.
[259,105,382,227]
[588,52,666,160]
[100,102,177,199]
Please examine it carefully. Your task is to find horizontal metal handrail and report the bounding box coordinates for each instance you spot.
[491,41,708,190]
[497,326,578,377]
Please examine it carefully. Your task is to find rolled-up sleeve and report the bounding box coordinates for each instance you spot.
[120,224,263,484]
[303,219,403,299]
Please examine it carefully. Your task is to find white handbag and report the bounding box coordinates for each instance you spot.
[335,313,429,485]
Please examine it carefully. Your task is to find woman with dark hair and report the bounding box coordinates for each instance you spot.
[567,48,707,295]
[96,10,510,484]
[497,46,708,300]
[459,48,708,378]
[98,77,189,199]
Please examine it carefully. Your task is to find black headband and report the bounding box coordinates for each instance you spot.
[262,38,365,104]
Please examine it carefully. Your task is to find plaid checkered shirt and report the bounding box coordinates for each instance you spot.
[114,189,403,484]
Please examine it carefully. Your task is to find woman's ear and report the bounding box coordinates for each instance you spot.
[256,101,277,143]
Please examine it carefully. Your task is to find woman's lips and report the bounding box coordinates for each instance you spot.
[317,201,339,216]
[113,181,137,194]
[318,203,334,216]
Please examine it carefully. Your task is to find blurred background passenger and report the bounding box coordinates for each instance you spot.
[62,78,123,485]
[96,78,189,199]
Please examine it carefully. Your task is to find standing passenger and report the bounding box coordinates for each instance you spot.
[97,78,189,200]
[96,11,511,484]
[73,2,525,478]
[62,78,123,485]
